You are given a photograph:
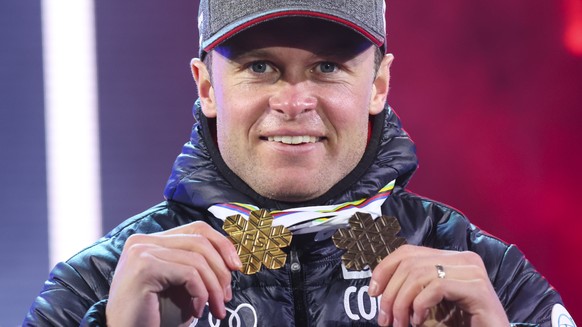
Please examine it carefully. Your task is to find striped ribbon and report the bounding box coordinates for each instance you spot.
[208,180,396,235]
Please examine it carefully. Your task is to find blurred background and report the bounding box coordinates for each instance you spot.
[1,0,580,325]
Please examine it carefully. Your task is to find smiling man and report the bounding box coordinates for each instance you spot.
[25,1,572,326]
[197,18,387,202]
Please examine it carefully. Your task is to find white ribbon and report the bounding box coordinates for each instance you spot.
[208,180,395,235]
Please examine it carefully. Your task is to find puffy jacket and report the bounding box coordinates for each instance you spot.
[24,102,564,326]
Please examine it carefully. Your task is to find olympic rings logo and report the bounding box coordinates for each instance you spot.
[189,303,258,327]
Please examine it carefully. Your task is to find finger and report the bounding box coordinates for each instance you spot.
[144,247,228,319]
[192,296,207,318]
[376,262,429,326]
[375,250,437,325]
[371,246,484,297]
[148,246,227,301]
[159,284,203,325]
[410,279,446,326]
[373,247,485,326]
[370,245,430,296]
[373,246,431,325]
[389,263,438,327]
[126,233,233,293]
[427,264,487,281]
[184,269,227,319]
[411,278,466,326]
[412,275,498,316]
[163,221,243,270]
[160,261,227,320]
[120,242,227,313]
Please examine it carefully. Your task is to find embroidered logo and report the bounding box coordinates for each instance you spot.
[223,209,292,274]
[343,285,381,322]
[341,262,372,280]
[552,304,576,327]
[189,303,258,327]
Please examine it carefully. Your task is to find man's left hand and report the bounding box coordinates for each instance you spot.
[368,244,510,326]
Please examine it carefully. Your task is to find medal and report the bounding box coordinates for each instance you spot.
[214,181,398,274]
[333,212,466,326]
[210,180,397,235]
[422,301,467,327]
[332,212,406,271]
[223,209,292,275]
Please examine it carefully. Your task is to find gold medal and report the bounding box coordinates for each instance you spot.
[333,212,465,325]
[421,301,467,326]
[332,212,406,271]
[223,209,292,275]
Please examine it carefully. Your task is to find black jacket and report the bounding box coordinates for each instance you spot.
[24,103,563,326]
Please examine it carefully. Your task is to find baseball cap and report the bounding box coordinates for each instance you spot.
[197,0,387,58]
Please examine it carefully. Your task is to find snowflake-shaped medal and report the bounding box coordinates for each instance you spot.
[332,212,406,271]
[223,209,292,275]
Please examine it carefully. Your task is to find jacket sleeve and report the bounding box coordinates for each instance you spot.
[469,228,567,327]
[494,244,563,327]
[81,299,108,326]
[23,261,109,326]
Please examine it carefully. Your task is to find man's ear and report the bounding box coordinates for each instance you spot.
[191,58,217,118]
[369,53,394,115]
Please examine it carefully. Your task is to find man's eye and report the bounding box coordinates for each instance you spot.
[318,62,337,73]
[250,61,271,73]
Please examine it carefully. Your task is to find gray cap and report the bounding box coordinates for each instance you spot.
[197,0,387,58]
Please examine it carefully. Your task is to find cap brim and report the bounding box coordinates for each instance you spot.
[201,10,384,56]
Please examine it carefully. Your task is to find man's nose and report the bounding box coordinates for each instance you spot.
[268,82,317,120]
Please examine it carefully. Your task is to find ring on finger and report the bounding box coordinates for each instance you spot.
[435,264,446,279]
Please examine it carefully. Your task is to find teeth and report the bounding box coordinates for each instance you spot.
[267,136,319,144]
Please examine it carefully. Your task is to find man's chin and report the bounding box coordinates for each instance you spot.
[258,180,329,203]
[236,165,339,202]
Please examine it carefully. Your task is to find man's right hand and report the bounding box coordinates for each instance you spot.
[105,221,242,326]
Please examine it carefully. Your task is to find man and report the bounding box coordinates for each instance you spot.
[25,1,572,326]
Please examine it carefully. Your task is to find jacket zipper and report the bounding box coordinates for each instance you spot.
[289,249,308,326]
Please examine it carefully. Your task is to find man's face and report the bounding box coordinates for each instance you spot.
[194,18,391,202]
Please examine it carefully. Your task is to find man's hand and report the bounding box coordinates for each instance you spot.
[368,245,509,327]
[106,221,242,326]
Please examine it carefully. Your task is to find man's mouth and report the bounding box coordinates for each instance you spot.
[265,136,322,145]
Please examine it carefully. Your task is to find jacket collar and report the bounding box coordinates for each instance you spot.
[164,100,417,211]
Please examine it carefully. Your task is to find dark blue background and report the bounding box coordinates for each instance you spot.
[1,1,48,325]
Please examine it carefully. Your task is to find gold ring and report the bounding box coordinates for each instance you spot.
[435,264,446,279]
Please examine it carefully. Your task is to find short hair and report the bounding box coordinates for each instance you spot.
[202,45,383,82]
[372,46,383,77]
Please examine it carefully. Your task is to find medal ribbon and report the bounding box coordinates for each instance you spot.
[208,180,396,234]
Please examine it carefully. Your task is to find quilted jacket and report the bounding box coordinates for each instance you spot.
[24,102,564,326]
